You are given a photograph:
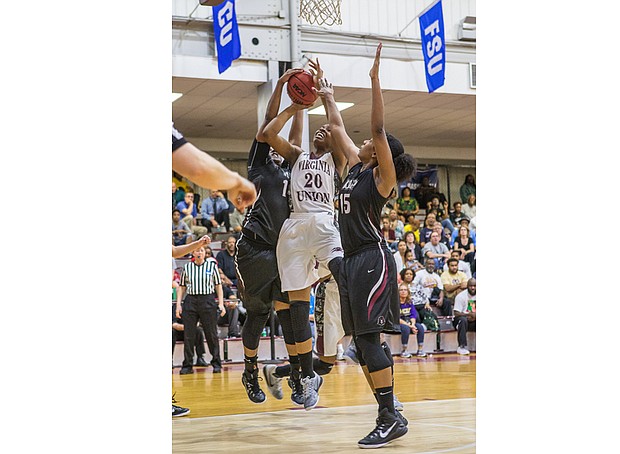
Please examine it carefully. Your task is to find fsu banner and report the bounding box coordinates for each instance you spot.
[419,0,445,93]
[212,0,242,74]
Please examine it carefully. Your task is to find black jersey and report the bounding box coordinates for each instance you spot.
[172,123,187,151]
[242,139,291,247]
[338,162,389,255]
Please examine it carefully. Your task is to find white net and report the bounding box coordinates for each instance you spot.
[299,0,342,26]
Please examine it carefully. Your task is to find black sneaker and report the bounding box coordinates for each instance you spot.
[195,357,209,367]
[395,409,408,427]
[241,369,266,404]
[179,367,193,375]
[358,408,408,449]
[172,404,190,417]
[287,373,304,406]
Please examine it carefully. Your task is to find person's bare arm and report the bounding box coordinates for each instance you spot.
[175,285,185,319]
[172,142,256,210]
[262,103,306,165]
[315,79,359,173]
[256,68,304,142]
[368,43,396,198]
[171,235,211,259]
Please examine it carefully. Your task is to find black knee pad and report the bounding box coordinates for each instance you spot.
[241,311,270,350]
[381,341,395,367]
[356,332,392,373]
[313,358,334,376]
[328,256,343,284]
[276,308,295,346]
[289,300,312,343]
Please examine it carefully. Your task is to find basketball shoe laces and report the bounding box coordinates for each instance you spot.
[244,369,263,395]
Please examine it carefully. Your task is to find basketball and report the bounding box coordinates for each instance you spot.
[287,70,318,106]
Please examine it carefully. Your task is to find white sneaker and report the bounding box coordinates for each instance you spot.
[400,350,412,358]
[393,395,404,411]
[262,364,283,400]
[457,346,470,355]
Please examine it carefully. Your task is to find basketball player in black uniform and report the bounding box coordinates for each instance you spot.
[235,68,309,404]
[314,43,416,448]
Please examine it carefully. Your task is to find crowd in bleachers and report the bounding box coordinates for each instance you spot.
[172,174,477,369]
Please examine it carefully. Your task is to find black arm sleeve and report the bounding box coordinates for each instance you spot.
[172,123,187,152]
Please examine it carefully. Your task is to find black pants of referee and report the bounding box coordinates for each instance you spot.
[182,294,221,369]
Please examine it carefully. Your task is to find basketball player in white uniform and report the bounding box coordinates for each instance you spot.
[261,60,348,411]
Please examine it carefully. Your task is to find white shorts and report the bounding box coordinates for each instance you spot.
[314,278,345,357]
[276,213,344,292]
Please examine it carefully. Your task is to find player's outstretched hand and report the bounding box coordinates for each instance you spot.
[308,58,324,88]
[312,77,334,98]
[198,235,211,247]
[229,177,257,211]
[369,42,382,79]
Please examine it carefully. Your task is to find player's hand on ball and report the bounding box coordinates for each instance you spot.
[279,68,304,85]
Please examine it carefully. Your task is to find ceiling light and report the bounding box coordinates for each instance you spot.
[308,102,354,115]
[172,92,183,102]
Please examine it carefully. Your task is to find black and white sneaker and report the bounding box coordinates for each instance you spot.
[241,369,266,404]
[358,408,408,449]
[288,375,304,406]
[300,372,323,411]
[262,365,283,400]
[172,404,190,417]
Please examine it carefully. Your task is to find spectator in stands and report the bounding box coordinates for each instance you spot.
[453,278,476,355]
[419,213,437,248]
[201,189,231,232]
[388,209,404,240]
[442,250,472,279]
[229,206,246,234]
[176,189,209,240]
[393,240,408,272]
[172,209,193,246]
[174,184,186,206]
[403,231,423,264]
[440,258,469,312]
[422,231,451,271]
[381,216,397,246]
[426,195,455,235]
[413,258,450,317]
[399,267,415,289]
[216,235,238,287]
[450,201,466,226]
[398,283,427,358]
[461,194,476,220]
[218,283,241,338]
[395,186,419,219]
[450,217,476,247]
[413,175,437,209]
[172,182,178,210]
[176,246,226,374]
[403,216,421,244]
[469,216,477,232]
[459,174,476,204]
[404,249,423,273]
[432,222,451,248]
[205,246,214,258]
[453,225,476,265]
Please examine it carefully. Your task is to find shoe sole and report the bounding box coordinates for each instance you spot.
[172,410,190,417]
[357,426,408,448]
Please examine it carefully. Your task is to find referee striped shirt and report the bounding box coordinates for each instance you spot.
[180,257,221,295]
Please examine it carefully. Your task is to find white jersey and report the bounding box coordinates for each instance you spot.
[290,151,336,214]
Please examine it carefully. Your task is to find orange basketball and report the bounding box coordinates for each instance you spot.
[287,70,318,106]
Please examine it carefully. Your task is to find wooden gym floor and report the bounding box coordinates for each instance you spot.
[172,353,476,453]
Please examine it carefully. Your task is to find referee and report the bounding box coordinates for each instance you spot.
[176,246,226,374]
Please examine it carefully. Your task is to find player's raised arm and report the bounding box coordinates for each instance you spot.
[257,68,304,142]
[369,43,396,198]
[262,102,307,166]
[314,77,360,170]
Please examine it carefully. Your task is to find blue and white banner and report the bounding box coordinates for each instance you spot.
[419,0,445,93]
[212,0,242,74]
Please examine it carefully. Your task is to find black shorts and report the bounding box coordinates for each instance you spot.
[235,237,288,314]
[340,246,400,336]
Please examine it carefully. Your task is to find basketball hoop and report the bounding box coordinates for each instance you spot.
[299,0,342,26]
